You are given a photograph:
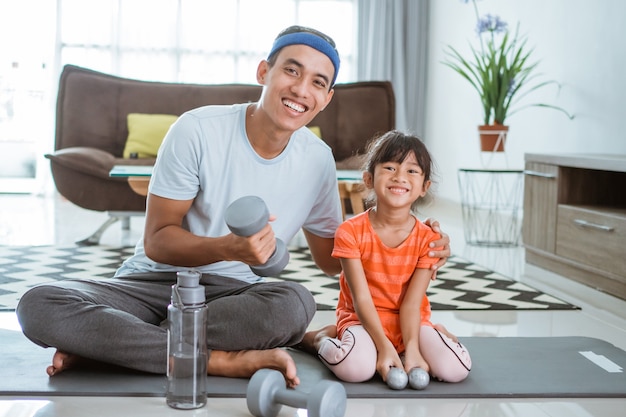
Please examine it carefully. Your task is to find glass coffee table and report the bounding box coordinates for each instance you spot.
[109,165,153,196]
[110,166,367,220]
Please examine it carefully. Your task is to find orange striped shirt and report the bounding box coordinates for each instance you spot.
[332,209,439,353]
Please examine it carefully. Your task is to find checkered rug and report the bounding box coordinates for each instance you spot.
[0,245,578,311]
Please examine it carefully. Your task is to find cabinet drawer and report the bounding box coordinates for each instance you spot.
[556,205,626,278]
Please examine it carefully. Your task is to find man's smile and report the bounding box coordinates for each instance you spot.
[283,99,306,113]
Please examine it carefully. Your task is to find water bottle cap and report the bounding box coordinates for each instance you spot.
[177,270,200,288]
[173,271,205,305]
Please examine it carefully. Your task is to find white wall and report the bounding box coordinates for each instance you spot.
[424,0,626,202]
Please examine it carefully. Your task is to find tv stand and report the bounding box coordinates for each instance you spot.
[523,153,626,300]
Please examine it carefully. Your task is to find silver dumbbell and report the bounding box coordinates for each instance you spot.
[246,369,347,417]
[408,367,430,390]
[387,367,430,390]
[225,195,289,277]
[386,367,408,390]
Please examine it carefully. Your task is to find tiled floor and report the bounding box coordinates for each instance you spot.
[1,192,625,417]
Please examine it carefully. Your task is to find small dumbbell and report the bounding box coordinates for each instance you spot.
[386,367,408,390]
[246,368,347,417]
[408,367,430,390]
[225,195,289,277]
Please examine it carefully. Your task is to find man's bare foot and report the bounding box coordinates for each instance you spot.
[47,350,84,376]
[208,348,300,388]
[298,324,337,355]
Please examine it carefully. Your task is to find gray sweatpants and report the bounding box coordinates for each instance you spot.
[16,273,316,374]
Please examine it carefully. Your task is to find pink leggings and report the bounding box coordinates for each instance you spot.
[317,325,472,383]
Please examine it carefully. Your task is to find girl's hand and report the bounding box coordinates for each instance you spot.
[376,344,403,382]
[403,349,430,375]
[422,218,451,280]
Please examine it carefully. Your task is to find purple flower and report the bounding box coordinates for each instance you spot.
[476,14,508,35]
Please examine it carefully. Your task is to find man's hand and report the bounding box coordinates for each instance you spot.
[423,218,451,280]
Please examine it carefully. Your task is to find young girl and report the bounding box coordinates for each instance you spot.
[301,130,471,386]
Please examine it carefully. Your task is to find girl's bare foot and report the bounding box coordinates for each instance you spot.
[47,350,84,376]
[208,348,300,388]
[298,324,337,355]
[434,323,458,343]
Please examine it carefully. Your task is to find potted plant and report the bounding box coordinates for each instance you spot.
[442,0,573,152]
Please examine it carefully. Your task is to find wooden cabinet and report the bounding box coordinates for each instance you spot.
[523,154,626,300]
[522,162,559,252]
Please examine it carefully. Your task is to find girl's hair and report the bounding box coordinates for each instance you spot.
[362,130,437,211]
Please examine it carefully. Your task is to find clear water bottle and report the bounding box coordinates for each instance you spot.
[166,270,208,409]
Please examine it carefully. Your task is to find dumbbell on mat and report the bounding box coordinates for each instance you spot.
[246,368,347,417]
[225,195,289,277]
[386,367,408,390]
[387,366,430,390]
[408,367,430,390]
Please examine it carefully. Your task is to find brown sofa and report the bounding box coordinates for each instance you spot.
[46,64,395,244]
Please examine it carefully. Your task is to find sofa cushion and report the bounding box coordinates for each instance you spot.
[307,126,322,138]
[123,113,178,158]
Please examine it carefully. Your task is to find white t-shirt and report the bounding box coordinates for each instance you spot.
[116,103,342,282]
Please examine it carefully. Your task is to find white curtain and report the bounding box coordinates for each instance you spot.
[357,0,429,137]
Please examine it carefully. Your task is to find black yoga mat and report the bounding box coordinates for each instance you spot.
[1,329,624,398]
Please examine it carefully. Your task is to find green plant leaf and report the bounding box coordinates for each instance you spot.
[441,17,573,126]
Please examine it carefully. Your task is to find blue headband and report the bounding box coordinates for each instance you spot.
[267,32,340,86]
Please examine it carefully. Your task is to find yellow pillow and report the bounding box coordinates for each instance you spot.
[307,126,322,138]
[123,113,179,158]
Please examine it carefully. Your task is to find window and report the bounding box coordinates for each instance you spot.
[0,0,55,192]
[57,0,357,84]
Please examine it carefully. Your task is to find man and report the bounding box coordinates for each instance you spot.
[17,26,450,388]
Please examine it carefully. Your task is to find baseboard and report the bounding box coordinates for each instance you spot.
[523,263,626,323]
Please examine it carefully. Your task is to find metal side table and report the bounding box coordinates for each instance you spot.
[457,168,524,247]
